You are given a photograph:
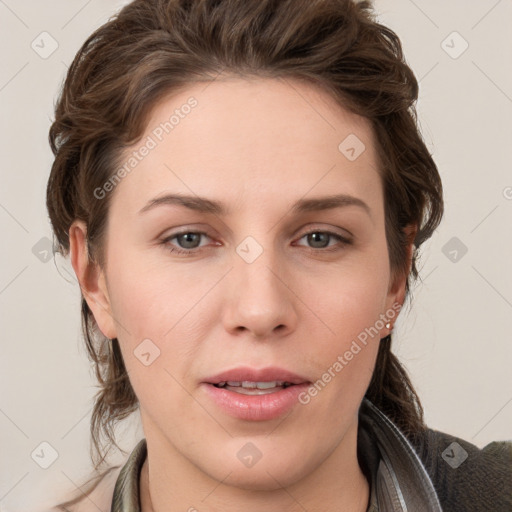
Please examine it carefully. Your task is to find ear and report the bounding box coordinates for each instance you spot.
[69,220,118,340]
[384,223,418,331]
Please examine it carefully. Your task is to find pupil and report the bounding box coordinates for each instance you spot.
[309,232,328,248]
[179,233,200,248]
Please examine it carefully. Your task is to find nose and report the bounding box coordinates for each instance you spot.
[221,243,298,340]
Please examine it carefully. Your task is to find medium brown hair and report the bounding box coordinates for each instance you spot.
[47,0,443,505]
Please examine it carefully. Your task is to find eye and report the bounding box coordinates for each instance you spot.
[161,231,212,255]
[294,229,352,252]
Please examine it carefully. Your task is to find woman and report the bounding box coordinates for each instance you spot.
[46,0,511,510]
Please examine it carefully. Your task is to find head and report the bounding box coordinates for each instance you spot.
[47,0,443,480]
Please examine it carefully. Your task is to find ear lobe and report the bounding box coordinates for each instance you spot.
[69,220,117,340]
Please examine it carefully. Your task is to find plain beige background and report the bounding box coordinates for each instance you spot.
[1,0,511,510]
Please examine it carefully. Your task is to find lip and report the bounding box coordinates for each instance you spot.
[203,366,309,385]
[201,366,311,421]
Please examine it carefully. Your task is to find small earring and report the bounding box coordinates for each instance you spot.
[385,322,392,330]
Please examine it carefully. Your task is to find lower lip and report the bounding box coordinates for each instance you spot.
[201,383,310,421]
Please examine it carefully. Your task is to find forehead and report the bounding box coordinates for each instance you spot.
[143,75,375,157]
[110,76,382,218]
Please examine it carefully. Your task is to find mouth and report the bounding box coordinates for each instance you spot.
[204,366,309,390]
[202,366,311,421]
[212,380,296,395]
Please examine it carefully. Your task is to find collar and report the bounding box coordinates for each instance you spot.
[111,398,442,511]
[358,398,442,511]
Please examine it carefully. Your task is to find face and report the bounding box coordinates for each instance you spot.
[72,76,409,490]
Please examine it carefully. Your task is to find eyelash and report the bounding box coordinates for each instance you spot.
[160,228,352,256]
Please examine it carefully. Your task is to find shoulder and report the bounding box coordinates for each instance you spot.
[409,427,512,512]
[48,465,122,512]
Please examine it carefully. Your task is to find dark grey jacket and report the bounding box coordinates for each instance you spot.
[110,398,512,511]
[357,399,512,511]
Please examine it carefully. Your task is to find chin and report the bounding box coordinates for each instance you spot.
[218,465,305,492]
[199,442,315,491]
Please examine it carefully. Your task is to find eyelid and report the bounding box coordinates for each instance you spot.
[160,229,214,247]
[297,224,353,239]
[293,228,353,250]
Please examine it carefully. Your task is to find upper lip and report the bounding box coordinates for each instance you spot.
[203,366,310,385]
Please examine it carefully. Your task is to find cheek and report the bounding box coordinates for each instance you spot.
[297,294,383,432]
[310,258,390,343]
[103,246,214,398]
[105,244,205,340]
[301,258,389,400]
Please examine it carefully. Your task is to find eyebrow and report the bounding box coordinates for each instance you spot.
[138,193,371,217]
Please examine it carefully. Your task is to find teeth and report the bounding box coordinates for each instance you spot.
[252,381,278,389]
[223,381,286,389]
[215,381,292,389]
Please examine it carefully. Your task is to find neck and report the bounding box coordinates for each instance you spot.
[140,422,370,512]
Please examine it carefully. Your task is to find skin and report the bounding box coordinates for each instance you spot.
[70,75,416,512]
